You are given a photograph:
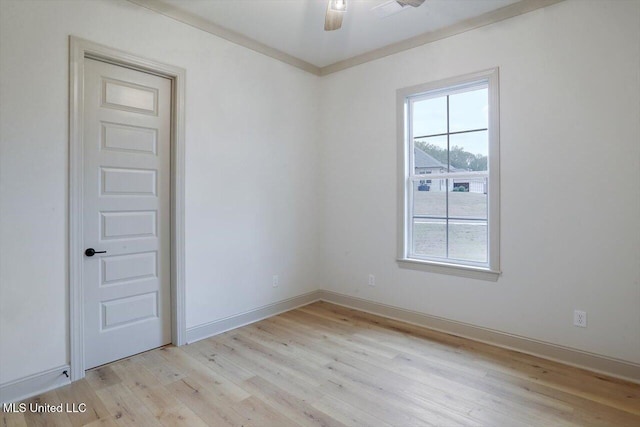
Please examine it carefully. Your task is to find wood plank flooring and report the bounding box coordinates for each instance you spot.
[3,301,639,426]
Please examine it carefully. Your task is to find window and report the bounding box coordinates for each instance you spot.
[397,69,500,280]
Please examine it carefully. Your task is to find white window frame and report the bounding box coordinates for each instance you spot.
[396,68,501,281]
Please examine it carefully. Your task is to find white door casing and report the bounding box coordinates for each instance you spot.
[82,59,171,369]
[70,36,185,381]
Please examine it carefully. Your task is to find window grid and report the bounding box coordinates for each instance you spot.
[408,87,489,266]
[397,68,500,279]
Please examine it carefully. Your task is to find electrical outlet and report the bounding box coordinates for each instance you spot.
[573,310,587,328]
[368,274,375,287]
[272,275,279,288]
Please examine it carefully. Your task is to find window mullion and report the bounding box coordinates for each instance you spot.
[410,171,488,181]
[406,100,415,259]
[413,127,488,140]
[445,96,450,259]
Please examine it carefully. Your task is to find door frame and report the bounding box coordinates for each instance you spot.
[68,36,186,381]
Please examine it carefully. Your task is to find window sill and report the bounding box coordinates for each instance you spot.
[396,258,501,281]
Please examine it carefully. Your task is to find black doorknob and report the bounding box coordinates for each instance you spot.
[85,248,107,257]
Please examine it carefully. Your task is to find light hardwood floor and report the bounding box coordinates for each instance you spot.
[3,301,639,426]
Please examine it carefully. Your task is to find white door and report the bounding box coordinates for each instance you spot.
[83,58,171,369]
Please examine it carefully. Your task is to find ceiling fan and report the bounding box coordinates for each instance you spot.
[325,0,426,31]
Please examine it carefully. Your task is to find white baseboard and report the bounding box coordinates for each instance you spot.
[3,289,638,404]
[317,290,640,384]
[0,365,70,404]
[186,290,322,343]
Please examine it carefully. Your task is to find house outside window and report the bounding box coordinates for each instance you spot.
[397,69,500,280]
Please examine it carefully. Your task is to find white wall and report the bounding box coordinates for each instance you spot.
[319,0,640,364]
[1,0,639,389]
[0,0,319,385]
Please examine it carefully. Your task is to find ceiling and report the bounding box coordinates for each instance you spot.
[135,0,562,75]
[156,0,521,68]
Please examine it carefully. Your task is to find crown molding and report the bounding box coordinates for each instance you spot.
[319,0,564,75]
[127,0,565,77]
[126,0,322,75]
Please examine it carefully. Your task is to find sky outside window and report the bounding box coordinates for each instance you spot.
[412,88,488,158]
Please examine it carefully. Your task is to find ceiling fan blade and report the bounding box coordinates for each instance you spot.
[325,1,344,31]
[396,0,425,7]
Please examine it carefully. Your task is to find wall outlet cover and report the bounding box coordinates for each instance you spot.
[573,310,587,328]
